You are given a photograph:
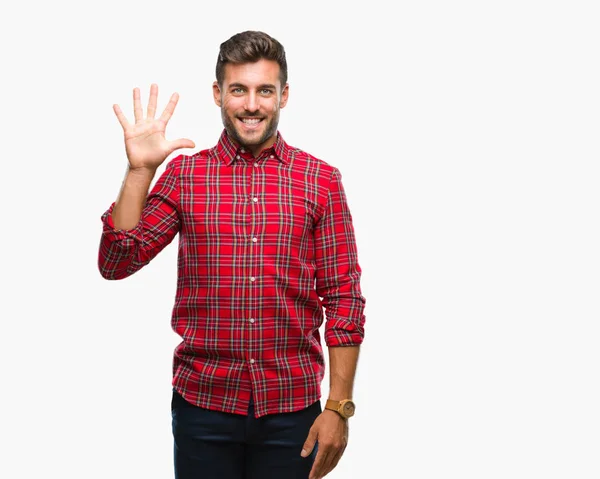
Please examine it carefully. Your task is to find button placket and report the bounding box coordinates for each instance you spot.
[245,157,258,368]
[248,152,263,370]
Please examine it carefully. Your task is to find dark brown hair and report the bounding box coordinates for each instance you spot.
[216,31,288,87]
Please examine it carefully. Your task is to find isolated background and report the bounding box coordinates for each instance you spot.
[2,0,599,478]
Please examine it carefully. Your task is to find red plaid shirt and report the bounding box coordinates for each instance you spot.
[98,130,366,417]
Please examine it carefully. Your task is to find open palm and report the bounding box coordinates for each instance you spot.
[113,84,195,171]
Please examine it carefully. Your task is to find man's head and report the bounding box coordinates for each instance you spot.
[213,31,289,156]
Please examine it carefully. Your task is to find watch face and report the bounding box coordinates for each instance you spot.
[342,401,355,417]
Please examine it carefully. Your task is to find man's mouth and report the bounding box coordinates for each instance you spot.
[238,117,264,130]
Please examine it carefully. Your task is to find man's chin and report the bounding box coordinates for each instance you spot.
[233,128,266,146]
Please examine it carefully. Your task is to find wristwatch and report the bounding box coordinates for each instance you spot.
[325,399,356,419]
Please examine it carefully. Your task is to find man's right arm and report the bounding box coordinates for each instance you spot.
[111,167,157,230]
[98,158,181,280]
[99,84,194,280]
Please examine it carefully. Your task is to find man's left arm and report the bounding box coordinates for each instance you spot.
[301,167,366,479]
[328,344,360,401]
[303,345,360,479]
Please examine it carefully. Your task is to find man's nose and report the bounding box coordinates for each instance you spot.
[244,92,259,112]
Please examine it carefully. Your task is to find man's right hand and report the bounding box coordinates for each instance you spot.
[113,84,195,172]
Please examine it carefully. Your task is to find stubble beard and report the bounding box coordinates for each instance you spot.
[221,107,280,150]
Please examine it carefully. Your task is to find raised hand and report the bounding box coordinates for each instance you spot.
[113,84,195,172]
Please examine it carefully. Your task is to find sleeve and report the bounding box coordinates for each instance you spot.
[314,167,366,347]
[97,156,182,280]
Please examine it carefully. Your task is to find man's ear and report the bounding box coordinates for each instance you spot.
[213,81,222,107]
[279,83,289,109]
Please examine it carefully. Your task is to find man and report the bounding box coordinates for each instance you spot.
[98,31,366,479]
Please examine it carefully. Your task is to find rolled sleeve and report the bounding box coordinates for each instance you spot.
[314,168,366,347]
[98,156,182,280]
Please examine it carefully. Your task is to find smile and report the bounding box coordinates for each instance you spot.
[238,118,264,129]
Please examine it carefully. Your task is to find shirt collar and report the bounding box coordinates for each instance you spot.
[215,129,291,166]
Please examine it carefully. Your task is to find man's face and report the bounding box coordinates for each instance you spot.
[213,59,289,156]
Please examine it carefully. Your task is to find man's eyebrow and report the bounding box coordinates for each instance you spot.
[228,83,277,90]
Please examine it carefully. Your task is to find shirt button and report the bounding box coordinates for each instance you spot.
[253,162,259,167]
[236,155,240,160]
[252,197,258,202]
[249,318,255,323]
[250,276,256,282]
[269,155,274,159]
[252,237,258,243]
[250,358,255,364]
[241,148,245,153]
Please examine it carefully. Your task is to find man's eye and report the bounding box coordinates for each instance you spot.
[232,88,244,93]
[260,89,273,95]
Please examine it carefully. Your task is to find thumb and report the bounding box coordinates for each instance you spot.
[168,138,196,153]
[301,427,318,457]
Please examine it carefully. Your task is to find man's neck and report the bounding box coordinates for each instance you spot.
[227,132,277,157]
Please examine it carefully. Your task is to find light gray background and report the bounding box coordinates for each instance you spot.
[2,0,599,478]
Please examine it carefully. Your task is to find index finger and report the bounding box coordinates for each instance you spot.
[309,449,330,479]
[322,448,344,478]
[159,92,180,124]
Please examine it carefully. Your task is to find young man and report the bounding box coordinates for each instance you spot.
[98,31,366,479]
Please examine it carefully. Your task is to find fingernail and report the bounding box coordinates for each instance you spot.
[301,449,307,457]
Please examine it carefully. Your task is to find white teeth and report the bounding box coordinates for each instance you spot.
[241,118,261,124]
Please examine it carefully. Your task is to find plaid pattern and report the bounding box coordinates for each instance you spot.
[98,130,366,417]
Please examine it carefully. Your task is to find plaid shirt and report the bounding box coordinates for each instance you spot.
[98,130,366,417]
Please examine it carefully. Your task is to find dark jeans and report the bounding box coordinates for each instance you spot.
[171,388,321,479]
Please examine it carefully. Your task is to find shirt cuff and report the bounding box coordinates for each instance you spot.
[324,317,365,347]
[101,202,143,244]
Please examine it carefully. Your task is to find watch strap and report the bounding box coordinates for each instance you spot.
[325,399,343,413]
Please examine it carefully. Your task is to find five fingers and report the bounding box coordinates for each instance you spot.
[113,85,180,129]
